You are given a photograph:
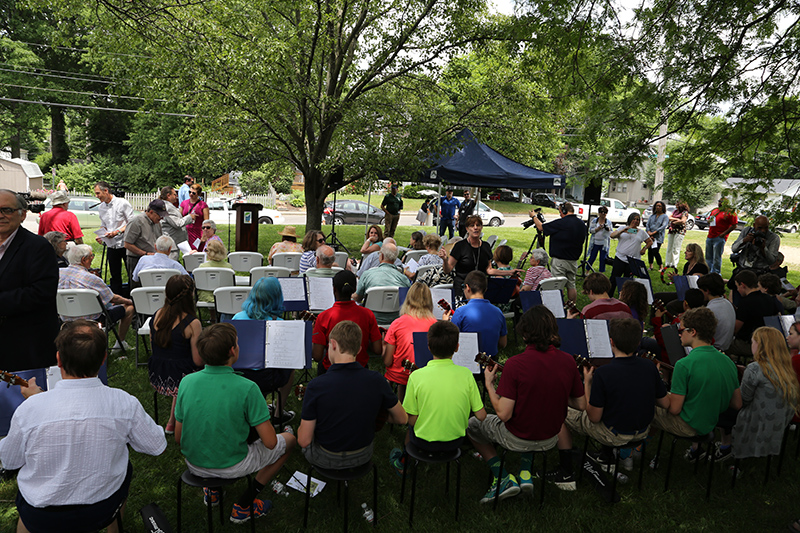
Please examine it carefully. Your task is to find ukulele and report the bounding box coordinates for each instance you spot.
[294,383,306,400]
[0,370,28,388]
[565,300,584,319]
[640,351,674,384]
[297,310,317,322]
[651,299,674,322]
[402,359,419,374]
[474,352,503,372]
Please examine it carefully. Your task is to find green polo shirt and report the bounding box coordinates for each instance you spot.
[670,345,739,434]
[403,358,484,442]
[381,194,403,215]
[175,365,271,468]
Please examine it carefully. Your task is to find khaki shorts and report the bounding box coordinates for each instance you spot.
[187,435,288,479]
[565,408,649,447]
[650,407,697,438]
[551,258,578,289]
[467,415,557,453]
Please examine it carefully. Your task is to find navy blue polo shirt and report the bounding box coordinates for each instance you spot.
[440,196,460,220]
[542,214,586,261]
[301,362,398,451]
[451,298,508,357]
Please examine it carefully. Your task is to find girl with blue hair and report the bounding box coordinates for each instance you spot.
[235,277,284,320]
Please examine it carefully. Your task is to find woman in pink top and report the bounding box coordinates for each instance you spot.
[383,283,437,399]
[180,183,210,249]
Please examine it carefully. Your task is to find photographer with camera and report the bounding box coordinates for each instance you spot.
[530,202,585,303]
[728,216,780,290]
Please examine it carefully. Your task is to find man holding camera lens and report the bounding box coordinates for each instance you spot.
[728,216,780,288]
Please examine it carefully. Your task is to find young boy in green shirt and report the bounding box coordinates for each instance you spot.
[175,323,296,524]
[391,320,486,471]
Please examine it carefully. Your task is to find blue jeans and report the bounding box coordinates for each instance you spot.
[439,218,454,239]
[587,243,607,272]
[705,236,726,274]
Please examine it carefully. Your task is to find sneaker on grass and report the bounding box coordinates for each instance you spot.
[389,447,405,477]
[543,468,576,491]
[111,340,130,352]
[230,498,273,524]
[480,474,520,504]
[683,446,705,463]
[203,487,220,507]
[710,442,734,463]
[518,470,534,494]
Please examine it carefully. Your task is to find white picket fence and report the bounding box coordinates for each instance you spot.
[67,190,276,211]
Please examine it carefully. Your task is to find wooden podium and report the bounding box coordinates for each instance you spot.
[233,203,262,252]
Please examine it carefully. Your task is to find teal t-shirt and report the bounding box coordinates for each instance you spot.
[670,345,739,434]
[403,358,484,442]
[175,365,271,468]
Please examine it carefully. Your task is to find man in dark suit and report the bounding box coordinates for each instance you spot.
[0,190,59,371]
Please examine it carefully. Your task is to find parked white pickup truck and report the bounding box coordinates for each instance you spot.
[571,197,641,226]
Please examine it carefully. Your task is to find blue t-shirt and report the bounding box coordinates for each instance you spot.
[440,197,460,220]
[542,214,586,261]
[451,298,508,357]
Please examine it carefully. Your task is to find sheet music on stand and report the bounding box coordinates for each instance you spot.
[556,319,612,360]
[686,275,699,289]
[585,319,613,359]
[519,290,564,318]
[265,320,308,369]
[616,276,653,305]
[278,277,309,311]
[452,332,481,373]
[430,287,454,320]
[307,277,335,311]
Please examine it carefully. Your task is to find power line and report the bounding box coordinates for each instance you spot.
[0,96,196,117]
[0,67,115,84]
[11,40,150,59]
[0,83,171,103]
[0,62,116,81]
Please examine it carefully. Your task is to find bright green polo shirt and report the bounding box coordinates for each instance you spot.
[670,345,739,435]
[403,358,484,442]
[175,365,271,469]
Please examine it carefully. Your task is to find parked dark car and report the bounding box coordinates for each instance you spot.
[323,200,384,225]
[530,193,565,209]
[487,189,531,204]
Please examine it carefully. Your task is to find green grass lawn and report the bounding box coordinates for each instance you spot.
[2,224,799,532]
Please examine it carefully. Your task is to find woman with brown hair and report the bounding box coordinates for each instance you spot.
[300,230,326,273]
[664,201,689,269]
[149,274,203,433]
[360,224,384,255]
[180,183,210,250]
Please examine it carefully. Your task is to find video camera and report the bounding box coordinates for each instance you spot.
[521,207,546,230]
[751,230,768,247]
[17,191,47,213]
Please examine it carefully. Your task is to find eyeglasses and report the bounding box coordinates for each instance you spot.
[202,226,212,230]
[317,238,326,243]
[0,207,20,216]
[190,191,199,195]
[678,327,694,336]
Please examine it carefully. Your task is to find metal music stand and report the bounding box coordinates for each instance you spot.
[577,201,595,278]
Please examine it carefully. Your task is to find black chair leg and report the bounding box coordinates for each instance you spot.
[205,487,213,533]
[706,442,715,501]
[540,450,547,506]
[177,477,183,533]
[493,450,506,510]
[778,427,789,477]
[153,391,159,426]
[372,463,378,528]
[731,458,740,489]
[610,448,620,499]
[664,437,677,491]
[400,451,408,503]
[637,440,647,491]
[764,455,772,485]
[409,459,418,527]
[342,480,349,533]
[303,466,312,528]
[445,461,451,495]
[579,437,589,482]
[455,459,461,522]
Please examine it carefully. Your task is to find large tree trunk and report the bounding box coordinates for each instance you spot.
[50,107,70,166]
[9,131,20,159]
[303,167,327,232]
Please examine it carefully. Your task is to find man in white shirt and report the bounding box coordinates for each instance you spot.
[131,235,188,282]
[0,319,166,533]
[94,181,134,295]
[697,273,736,352]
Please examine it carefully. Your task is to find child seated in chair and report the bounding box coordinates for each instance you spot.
[390,320,486,473]
[174,323,296,524]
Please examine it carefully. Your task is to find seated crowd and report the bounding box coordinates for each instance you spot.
[4,188,800,532]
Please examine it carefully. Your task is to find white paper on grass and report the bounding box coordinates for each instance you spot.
[265,321,307,369]
[452,332,481,373]
[633,277,654,305]
[307,277,335,311]
[406,258,420,274]
[278,277,306,302]
[585,319,613,359]
[430,287,452,320]
[286,471,326,497]
[686,275,699,289]
[540,290,565,318]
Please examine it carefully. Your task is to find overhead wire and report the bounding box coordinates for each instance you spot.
[10,40,150,59]
[0,96,196,117]
[0,66,115,84]
[0,82,171,103]
[0,62,116,81]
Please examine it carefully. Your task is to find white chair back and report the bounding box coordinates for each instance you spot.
[334,251,350,269]
[272,252,303,271]
[183,253,206,273]
[364,286,401,314]
[415,264,437,279]
[193,267,236,293]
[403,250,427,264]
[138,268,182,287]
[130,287,167,316]
[538,276,569,291]
[303,267,343,277]
[485,235,498,248]
[250,266,293,284]
[228,251,264,272]
[496,239,508,248]
[432,284,453,291]
[56,289,103,318]
[214,287,252,315]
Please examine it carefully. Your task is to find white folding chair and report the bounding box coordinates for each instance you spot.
[432,283,453,291]
[403,250,427,264]
[56,288,126,356]
[228,252,264,285]
[192,267,236,321]
[496,239,508,248]
[364,286,401,328]
[303,267,343,278]
[334,251,350,269]
[538,276,568,291]
[138,268,182,287]
[130,287,166,367]
[272,252,303,272]
[183,253,206,273]
[250,266,293,285]
[414,264,437,279]
[485,235,498,248]
[214,286,252,316]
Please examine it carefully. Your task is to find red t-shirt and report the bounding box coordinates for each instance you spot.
[582,298,633,320]
[383,315,437,385]
[312,300,381,369]
[706,208,738,240]
[38,206,83,241]
[496,345,584,441]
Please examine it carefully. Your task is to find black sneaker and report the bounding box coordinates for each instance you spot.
[683,446,705,463]
[543,468,577,491]
[588,451,616,474]
[710,442,734,463]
